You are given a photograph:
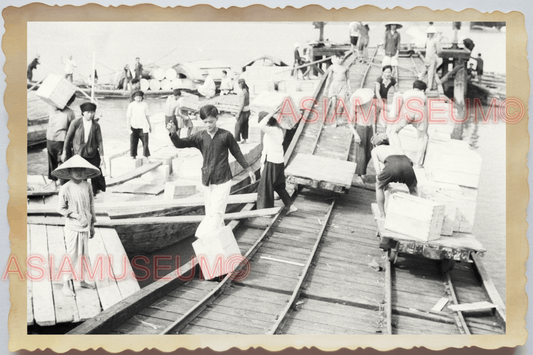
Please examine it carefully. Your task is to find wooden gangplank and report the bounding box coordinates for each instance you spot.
[285,53,358,193]
[69,190,388,335]
[27,215,140,327]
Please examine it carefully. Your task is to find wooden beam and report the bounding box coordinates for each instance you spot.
[448,301,496,313]
[471,252,506,331]
[384,258,393,335]
[27,190,58,197]
[106,161,163,187]
[445,272,471,335]
[27,193,258,215]
[28,207,281,227]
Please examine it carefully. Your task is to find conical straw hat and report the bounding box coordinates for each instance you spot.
[52,155,101,180]
[351,88,375,106]
[385,22,403,29]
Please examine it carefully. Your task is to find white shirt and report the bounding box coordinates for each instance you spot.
[165,95,180,117]
[259,116,284,164]
[65,59,77,74]
[220,77,232,91]
[82,118,93,143]
[127,101,150,132]
[349,22,360,37]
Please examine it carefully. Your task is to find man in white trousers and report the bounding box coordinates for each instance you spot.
[167,104,256,238]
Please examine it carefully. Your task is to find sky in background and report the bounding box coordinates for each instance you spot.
[28,21,505,84]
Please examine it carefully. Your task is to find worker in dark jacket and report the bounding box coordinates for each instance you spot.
[166,104,256,238]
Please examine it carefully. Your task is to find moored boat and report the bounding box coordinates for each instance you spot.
[28,135,264,254]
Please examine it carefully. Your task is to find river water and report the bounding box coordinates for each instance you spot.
[27,21,506,301]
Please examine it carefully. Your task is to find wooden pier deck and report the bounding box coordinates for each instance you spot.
[67,49,505,336]
[27,213,140,327]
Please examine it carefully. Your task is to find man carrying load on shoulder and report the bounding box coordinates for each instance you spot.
[387,80,429,168]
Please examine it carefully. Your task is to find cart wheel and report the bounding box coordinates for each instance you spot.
[388,249,398,264]
[438,259,456,273]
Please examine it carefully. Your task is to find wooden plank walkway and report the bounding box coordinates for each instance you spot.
[282,188,387,335]
[27,210,140,326]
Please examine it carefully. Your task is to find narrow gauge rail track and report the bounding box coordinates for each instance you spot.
[71,193,336,335]
[385,248,506,335]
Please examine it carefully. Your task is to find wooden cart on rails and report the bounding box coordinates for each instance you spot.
[371,203,486,273]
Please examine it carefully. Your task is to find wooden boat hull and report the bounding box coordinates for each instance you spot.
[28,124,47,147]
[109,160,261,255]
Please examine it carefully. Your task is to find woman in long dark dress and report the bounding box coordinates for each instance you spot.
[257,111,297,214]
[62,102,106,195]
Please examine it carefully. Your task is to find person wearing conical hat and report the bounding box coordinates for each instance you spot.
[382,22,402,81]
[422,25,442,91]
[53,155,100,296]
[62,102,106,195]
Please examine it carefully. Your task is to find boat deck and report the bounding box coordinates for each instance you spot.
[27,211,140,327]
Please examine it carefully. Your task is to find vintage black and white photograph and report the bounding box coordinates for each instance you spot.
[24,18,509,340]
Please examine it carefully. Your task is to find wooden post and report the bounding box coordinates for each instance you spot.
[451,58,467,139]
[91,52,96,102]
[313,21,325,42]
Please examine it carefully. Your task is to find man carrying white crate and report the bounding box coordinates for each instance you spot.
[387,80,429,168]
[371,133,418,218]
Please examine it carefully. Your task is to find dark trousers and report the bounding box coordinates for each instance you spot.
[257,161,292,209]
[85,153,106,195]
[130,128,150,158]
[235,111,250,141]
[47,140,64,181]
[355,125,373,175]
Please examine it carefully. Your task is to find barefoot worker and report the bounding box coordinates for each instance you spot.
[371,133,418,218]
[166,104,256,238]
[165,89,182,130]
[53,155,100,296]
[324,51,350,122]
[256,111,298,214]
[234,78,251,144]
[349,88,376,187]
[387,80,429,168]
